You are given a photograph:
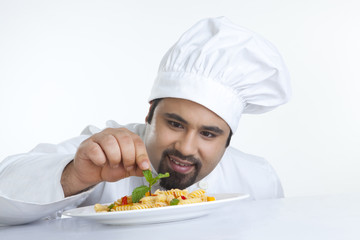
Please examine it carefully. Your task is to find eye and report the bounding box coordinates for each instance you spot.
[168,120,184,129]
[200,131,216,138]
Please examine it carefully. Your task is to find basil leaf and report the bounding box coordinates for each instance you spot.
[170,198,180,205]
[132,185,150,203]
[107,203,115,210]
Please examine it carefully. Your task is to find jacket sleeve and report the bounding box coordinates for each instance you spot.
[0,134,94,225]
[0,121,143,225]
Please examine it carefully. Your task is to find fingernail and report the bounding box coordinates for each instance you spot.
[142,161,150,169]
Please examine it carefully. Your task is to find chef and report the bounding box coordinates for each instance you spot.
[0,16,291,224]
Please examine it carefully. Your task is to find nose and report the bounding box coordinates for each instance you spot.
[174,131,198,157]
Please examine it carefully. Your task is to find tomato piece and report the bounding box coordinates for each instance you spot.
[121,196,128,205]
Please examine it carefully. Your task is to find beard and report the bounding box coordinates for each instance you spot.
[158,148,202,190]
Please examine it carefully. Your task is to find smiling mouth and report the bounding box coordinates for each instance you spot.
[168,155,195,174]
[169,156,193,166]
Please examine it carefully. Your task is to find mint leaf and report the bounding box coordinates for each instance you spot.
[133,170,170,198]
[149,178,157,186]
[154,172,170,182]
[143,170,154,183]
[132,185,150,203]
[170,198,180,205]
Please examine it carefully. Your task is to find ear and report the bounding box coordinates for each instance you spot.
[145,101,154,123]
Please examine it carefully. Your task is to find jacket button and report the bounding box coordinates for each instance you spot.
[198,180,208,189]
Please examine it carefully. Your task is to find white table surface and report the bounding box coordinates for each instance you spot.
[1,194,360,240]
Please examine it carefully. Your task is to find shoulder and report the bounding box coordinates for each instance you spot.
[106,120,146,137]
[223,147,274,172]
[204,146,284,200]
[80,120,146,137]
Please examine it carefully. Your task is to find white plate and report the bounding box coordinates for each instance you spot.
[0,191,91,226]
[62,193,249,225]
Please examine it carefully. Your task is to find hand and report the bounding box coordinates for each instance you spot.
[61,128,150,196]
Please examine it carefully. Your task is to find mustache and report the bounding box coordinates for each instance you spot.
[162,148,201,165]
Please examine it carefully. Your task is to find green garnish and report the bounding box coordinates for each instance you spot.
[131,185,149,203]
[107,203,115,210]
[131,170,169,203]
[170,198,180,205]
[143,170,170,188]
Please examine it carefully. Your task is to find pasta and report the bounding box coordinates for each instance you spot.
[187,189,206,199]
[94,188,215,212]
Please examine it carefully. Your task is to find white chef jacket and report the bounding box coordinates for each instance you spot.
[0,120,283,224]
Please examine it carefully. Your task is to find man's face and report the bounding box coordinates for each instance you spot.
[144,98,230,190]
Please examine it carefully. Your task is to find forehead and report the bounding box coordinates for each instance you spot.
[155,98,230,129]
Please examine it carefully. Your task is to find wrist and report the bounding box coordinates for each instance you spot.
[61,161,95,197]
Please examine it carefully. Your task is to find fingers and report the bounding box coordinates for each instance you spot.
[79,141,107,167]
[88,128,150,175]
[132,135,151,173]
[114,132,136,171]
[116,130,151,173]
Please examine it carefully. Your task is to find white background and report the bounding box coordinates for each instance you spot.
[0,0,359,197]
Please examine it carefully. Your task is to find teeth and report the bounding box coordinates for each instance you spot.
[170,157,191,167]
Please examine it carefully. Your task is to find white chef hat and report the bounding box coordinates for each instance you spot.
[148,16,291,132]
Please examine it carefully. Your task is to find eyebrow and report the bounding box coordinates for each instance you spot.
[164,113,224,135]
[201,126,224,135]
[164,113,188,124]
